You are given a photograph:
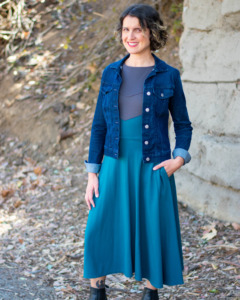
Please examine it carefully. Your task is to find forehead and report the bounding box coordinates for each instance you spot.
[122,15,141,27]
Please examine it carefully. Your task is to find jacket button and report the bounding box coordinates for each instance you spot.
[161,93,164,97]
[146,91,151,96]
[144,141,149,145]
[145,124,149,129]
[145,107,150,112]
[146,157,150,161]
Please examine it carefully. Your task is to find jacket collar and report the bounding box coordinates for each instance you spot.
[109,52,169,73]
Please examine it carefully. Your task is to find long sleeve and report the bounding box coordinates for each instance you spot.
[169,69,193,165]
[84,71,107,173]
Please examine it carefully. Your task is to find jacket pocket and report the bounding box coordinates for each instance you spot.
[153,87,174,115]
[101,84,113,113]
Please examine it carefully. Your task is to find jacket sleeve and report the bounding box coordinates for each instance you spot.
[169,69,193,165]
[84,70,107,173]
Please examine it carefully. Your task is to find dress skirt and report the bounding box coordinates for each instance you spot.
[83,115,184,288]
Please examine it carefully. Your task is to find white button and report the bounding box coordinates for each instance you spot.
[146,157,150,161]
[145,124,149,129]
[145,107,150,112]
[161,93,164,97]
[144,141,149,145]
[147,91,151,96]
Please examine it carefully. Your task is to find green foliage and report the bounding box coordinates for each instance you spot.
[70,78,77,85]
[209,289,220,294]
[170,2,184,42]
[79,43,89,51]
[89,73,97,83]
[170,2,183,15]
[172,19,183,42]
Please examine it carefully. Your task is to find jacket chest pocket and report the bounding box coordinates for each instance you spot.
[153,87,173,115]
[101,84,114,113]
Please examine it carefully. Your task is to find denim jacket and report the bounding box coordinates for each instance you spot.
[84,52,193,173]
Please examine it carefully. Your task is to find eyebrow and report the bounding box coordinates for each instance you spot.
[122,26,142,29]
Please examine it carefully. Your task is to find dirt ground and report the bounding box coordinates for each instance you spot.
[0,0,183,159]
[0,145,239,299]
[0,0,239,299]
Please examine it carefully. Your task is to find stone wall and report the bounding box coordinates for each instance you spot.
[170,0,240,222]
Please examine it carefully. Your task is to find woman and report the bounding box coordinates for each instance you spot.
[83,4,193,300]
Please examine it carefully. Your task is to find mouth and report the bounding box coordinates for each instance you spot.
[127,42,138,47]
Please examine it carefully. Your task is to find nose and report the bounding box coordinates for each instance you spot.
[128,30,135,40]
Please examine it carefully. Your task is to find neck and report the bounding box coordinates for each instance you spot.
[125,52,155,67]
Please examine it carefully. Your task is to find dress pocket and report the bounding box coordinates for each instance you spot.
[161,166,169,178]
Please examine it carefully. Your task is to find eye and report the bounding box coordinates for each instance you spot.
[136,28,142,32]
[122,28,128,31]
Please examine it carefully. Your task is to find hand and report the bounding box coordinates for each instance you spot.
[152,157,184,177]
[85,173,99,210]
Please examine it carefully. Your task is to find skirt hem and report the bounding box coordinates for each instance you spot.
[83,270,184,289]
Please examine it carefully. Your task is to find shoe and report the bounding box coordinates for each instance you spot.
[141,287,159,300]
[88,286,108,300]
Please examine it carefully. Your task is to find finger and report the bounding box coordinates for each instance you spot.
[87,199,91,210]
[163,167,171,177]
[85,195,91,210]
[89,197,95,208]
[85,190,93,210]
[153,164,162,170]
[94,185,99,198]
[89,189,96,208]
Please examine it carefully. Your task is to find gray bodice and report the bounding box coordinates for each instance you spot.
[119,64,154,120]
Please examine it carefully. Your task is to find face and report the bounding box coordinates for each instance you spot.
[121,15,151,55]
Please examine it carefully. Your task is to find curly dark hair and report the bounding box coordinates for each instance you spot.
[114,4,168,51]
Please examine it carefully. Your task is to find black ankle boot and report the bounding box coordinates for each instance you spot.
[141,287,159,300]
[88,286,108,300]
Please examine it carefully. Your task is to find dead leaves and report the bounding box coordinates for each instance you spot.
[232,222,240,230]
[1,188,14,199]
[201,222,218,241]
[180,203,240,298]
[0,156,49,209]
[0,0,34,56]
[33,166,42,176]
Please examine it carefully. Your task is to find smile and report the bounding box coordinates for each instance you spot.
[127,42,138,47]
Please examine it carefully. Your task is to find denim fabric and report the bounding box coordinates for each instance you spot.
[84,52,193,173]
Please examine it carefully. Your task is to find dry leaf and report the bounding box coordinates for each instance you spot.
[202,228,217,240]
[14,200,22,208]
[1,189,14,198]
[231,222,240,230]
[34,166,42,175]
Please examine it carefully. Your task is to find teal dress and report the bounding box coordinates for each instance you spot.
[83,64,184,288]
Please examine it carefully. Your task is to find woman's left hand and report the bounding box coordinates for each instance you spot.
[152,157,184,177]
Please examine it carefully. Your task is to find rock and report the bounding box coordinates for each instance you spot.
[177,0,240,223]
[174,168,240,223]
[182,0,222,30]
[179,29,240,82]
[221,0,240,15]
[182,82,240,135]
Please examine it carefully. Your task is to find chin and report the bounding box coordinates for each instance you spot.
[125,47,141,53]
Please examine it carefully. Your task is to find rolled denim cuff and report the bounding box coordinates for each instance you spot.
[172,148,191,165]
[84,160,102,173]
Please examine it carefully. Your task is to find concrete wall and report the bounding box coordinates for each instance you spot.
[170,0,240,222]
